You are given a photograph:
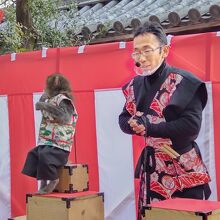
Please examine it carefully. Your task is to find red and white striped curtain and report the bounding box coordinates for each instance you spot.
[0,32,220,219]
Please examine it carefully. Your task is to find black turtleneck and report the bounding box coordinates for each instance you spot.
[118,61,166,135]
[145,61,166,86]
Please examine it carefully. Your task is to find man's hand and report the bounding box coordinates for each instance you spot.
[128,112,146,136]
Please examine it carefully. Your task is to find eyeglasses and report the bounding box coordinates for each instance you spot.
[131,46,162,60]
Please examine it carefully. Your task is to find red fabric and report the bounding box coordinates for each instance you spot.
[210,32,220,199]
[59,42,134,91]
[132,136,145,215]
[0,49,58,95]
[72,91,99,191]
[8,95,36,216]
[167,33,208,81]
[0,9,4,23]
[212,83,220,200]
[0,33,219,217]
[210,33,220,82]
[38,190,101,198]
[150,198,220,212]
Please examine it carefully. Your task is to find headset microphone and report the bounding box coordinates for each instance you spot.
[135,62,141,67]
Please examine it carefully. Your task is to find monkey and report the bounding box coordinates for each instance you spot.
[22,73,78,194]
[36,73,74,124]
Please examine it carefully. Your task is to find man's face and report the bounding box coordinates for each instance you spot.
[133,33,169,72]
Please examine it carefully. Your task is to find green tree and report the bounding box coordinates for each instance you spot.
[0,0,83,54]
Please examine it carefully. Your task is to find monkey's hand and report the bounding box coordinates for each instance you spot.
[39,93,49,102]
[35,102,44,111]
[35,101,73,124]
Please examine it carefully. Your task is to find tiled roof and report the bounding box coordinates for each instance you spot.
[72,0,220,43]
[1,0,220,44]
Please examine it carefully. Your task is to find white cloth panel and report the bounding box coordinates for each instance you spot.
[95,89,136,220]
[33,93,43,146]
[196,82,217,200]
[33,93,43,189]
[0,96,11,220]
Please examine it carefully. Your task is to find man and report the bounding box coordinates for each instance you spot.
[118,21,211,219]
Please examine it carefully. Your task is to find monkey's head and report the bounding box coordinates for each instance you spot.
[45,73,73,100]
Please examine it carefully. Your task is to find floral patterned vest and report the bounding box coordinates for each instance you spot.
[38,94,78,152]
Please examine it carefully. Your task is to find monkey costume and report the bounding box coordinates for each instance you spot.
[22,74,78,194]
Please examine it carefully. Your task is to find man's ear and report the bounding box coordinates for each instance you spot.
[162,45,170,58]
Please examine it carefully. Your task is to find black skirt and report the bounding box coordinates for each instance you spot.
[22,145,69,180]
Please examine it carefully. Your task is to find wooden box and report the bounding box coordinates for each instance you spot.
[55,163,89,193]
[8,216,26,220]
[26,191,104,220]
[143,198,220,220]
